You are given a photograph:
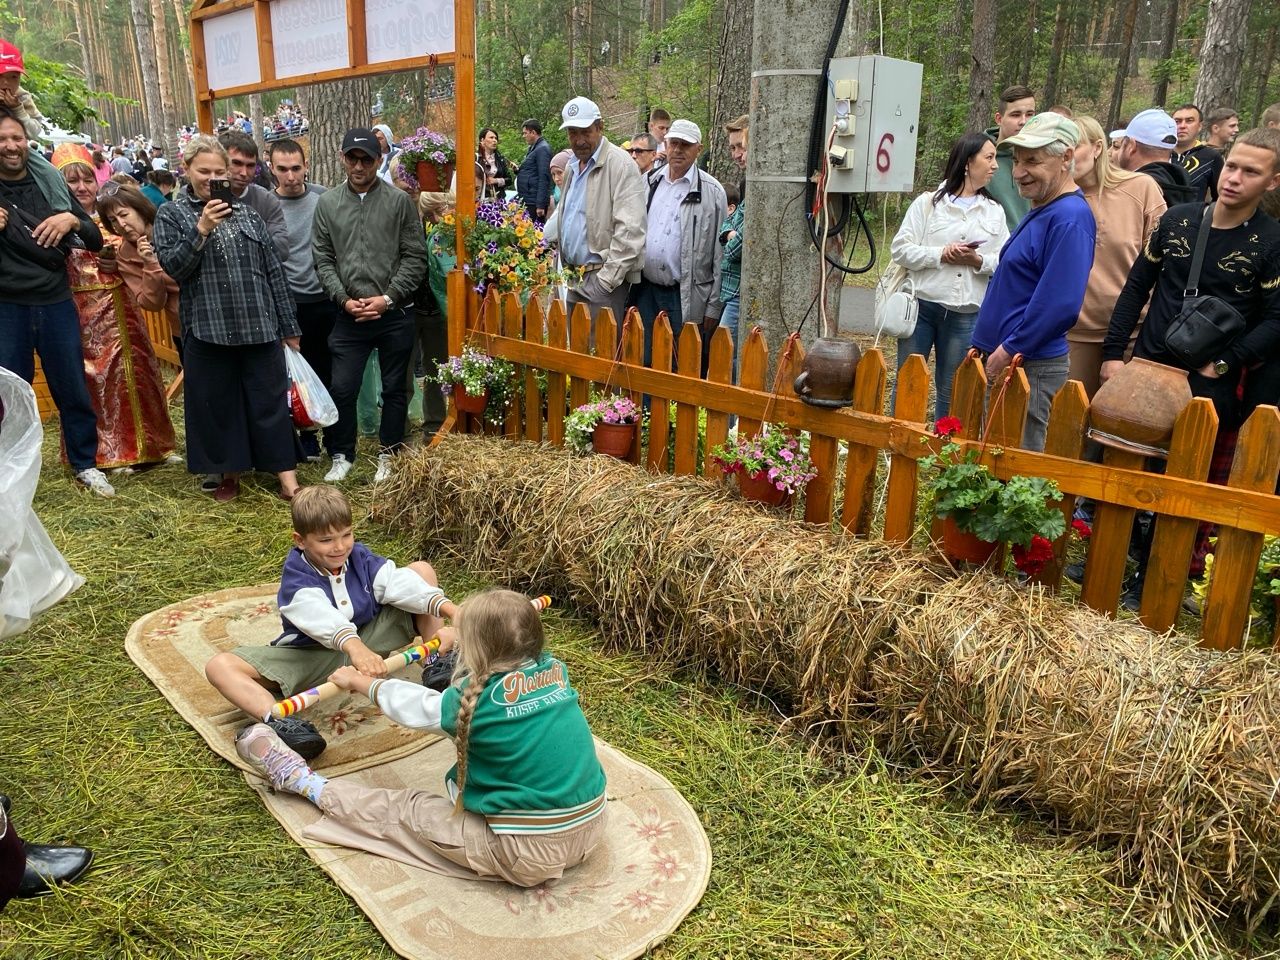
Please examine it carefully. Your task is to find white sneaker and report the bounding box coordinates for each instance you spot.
[324,454,353,483]
[75,467,116,498]
[373,452,394,483]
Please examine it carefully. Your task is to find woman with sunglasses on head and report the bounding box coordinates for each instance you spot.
[54,144,176,477]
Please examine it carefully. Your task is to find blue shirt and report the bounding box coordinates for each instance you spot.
[971,190,1095,360]
[559,138,607,268]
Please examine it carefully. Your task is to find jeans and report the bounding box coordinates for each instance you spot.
[327,309,416,459]
[1017,353,1071,452]
[627,281,683,368]
[719,296,740,382]
[894,299,976,420]
[0,299,99,469]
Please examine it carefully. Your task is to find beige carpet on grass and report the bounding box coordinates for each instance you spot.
[126,584,436,777]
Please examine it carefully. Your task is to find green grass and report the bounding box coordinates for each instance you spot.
[0,426,1262,958]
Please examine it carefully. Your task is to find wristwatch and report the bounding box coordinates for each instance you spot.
[383,295,395,311]
[1213,359,1230,376]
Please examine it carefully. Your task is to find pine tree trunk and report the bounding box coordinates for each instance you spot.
[967,0,997,131]
[1043,0,1072,107]
[149,0,177,155]
[708,0,753,183]
[172,0,196,91]
[305,77,373,188]
[1106,0,1140,130]
[1251,24,1277,121]
[1193,0,1253,111]
[249,93,265,156]
[71,0,100,141]
[1153,0,1181,106]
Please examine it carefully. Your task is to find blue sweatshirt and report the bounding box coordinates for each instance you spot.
[971,191,1096,360]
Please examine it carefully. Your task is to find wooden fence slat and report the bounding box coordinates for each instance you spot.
[1139,399,1218,632]
[841,349,888,534]
[737,327,768,440]
[646,316,674,472]
[568,301,591,412]
[1202,406,1280,650]
[1033,380,1090,590]
[702,327,733,482]
[884,354,929,543]
[621,309,644,464]
[545,300,568,447]
[523,297,544,443]
[501,293,523,438]
[806,433,839,525]
[1081,448,1147,615]
[949,355,988,434]
[673,323,702,476]
[984,365,1030,448]
[594,308,618,397]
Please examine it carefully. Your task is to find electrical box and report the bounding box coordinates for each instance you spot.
[823,56,923,193]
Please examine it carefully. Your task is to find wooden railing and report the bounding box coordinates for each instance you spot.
[456,289,1280,652]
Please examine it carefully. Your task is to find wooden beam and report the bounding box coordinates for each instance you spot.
[200,53,456,102]
[346,0,367,68]
[190,16,214,132]
[452,0,478,352]
[254,0,276,84]
[190,0,257,21]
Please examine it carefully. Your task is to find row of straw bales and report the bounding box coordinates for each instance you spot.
[375,435,1280,942]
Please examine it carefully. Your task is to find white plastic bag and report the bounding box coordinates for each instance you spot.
[0,367,84,640]
[284,346,339,429]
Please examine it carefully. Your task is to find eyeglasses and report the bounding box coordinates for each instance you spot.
[628,148,654,155]
[344,152,377,167]
[96,180,123,202]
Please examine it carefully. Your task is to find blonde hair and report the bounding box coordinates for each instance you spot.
[418,191,454,222]
[290,484,352,536]
[450,589,546,813]
[1077,115,1138,193]
[182,133,229,168]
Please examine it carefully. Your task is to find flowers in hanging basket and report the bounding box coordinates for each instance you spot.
[396,126,457,191]
[710,427,817,496]
[438,199,573,295]
[430,346,517,425]
[565,395,644,455]
[921,417,1066,549]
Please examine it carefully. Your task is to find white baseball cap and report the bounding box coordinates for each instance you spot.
[666,119,702,144]
[560,97,603,130]
[1112,109,1179,149]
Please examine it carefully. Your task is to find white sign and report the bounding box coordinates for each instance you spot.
[271,0,350,78]
[204,8,260,91]
[365,0,454,64]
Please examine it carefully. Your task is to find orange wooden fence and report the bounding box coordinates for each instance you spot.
[453,289,1280,652]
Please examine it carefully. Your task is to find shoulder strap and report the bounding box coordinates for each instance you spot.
[1185,202,1215,298]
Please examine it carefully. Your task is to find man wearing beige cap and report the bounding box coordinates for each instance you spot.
[546,95,646,346]
[970,112,1096,451]
[627,118,728,368]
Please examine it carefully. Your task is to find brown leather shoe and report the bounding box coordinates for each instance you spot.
[212,476,240,502]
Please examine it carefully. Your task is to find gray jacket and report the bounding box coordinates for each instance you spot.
[644,166,728,321]
[238,183,291,264]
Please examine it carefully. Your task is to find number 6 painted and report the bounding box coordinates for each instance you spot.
[876,133,894,173]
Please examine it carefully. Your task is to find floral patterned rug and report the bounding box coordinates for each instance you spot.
[125,584,437,778]
[248,736,711,960]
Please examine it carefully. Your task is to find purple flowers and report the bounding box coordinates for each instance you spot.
[710,428,817,495]
[564,396,645,454]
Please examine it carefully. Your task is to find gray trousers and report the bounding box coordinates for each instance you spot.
[566,282,631,352]
[1015,353,1070,452]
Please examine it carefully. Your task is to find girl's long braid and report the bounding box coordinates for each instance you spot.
[451,666,498,815]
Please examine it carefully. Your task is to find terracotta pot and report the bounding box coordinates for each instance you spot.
[1088,357,1192,455]
[591,421,636,459]
[940,515,999,566]
[452,384,488,415]
[416,160,455,193]
[793,336,860,408]
[738,469,790,506]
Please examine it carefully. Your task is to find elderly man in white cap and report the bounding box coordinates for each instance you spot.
[546,95,646,348]
[969,112,1096,452]
[1111,108,1198,207]
[627,118,728,370]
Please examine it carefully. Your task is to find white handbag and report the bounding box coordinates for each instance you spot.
[873,262,919,339]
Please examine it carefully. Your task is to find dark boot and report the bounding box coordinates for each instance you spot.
[17,844,94,898]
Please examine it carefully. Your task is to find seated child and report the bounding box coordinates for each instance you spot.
[236,588,608,887]
[206,484,457,759]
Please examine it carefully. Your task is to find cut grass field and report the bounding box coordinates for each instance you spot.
[0,428,1266,958]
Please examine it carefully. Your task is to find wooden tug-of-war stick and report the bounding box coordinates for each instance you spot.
[271,595,553,719]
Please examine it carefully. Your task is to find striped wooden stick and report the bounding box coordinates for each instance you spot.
[269,595,552,718]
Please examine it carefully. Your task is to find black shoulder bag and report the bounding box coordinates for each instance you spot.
[0,197,85,272]
[1163,202,1247,369]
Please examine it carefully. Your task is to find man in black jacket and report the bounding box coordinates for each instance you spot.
[1112,108,1199,207]
[0,105,110,495]
[515,118,551,222]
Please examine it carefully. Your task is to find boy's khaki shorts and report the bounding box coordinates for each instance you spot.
[234,606,416,696]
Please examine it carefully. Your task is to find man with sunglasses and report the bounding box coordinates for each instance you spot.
[312,128,427,485]
[627,134,659,175]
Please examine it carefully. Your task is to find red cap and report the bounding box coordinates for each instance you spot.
[0,39,25,76]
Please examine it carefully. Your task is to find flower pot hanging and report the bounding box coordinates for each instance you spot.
[939,516,999,566]
[591,421,636,459]
[738,469,790,507]
[416,160,455,193]
[452,384,488,415]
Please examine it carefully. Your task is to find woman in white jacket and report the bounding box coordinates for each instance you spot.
[890,132,1009,418]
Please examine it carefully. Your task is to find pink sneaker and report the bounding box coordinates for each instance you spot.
[235,723,311,792]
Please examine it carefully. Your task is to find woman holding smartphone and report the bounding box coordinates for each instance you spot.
[152,134,302,503]
[888,132,1009,418]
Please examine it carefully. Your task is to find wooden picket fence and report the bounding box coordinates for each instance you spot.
[454,289,1280,652]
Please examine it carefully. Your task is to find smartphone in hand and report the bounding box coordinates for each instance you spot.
[208,179,236,206]
[965,239,986,248]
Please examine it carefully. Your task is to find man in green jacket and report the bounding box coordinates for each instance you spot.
[312,127,427,485]
[984,85,1036,231]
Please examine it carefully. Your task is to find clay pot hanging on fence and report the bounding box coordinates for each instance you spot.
[416,161,456,193]
[939,516,999,566]
[793,336,860,408]
[1088,358,1192,457]
[452,384,488,415]
[738,469,790,507]
[591,422,636,459]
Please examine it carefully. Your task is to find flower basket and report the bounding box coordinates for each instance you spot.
[398,127,457,194]
[591,421,636,459]
[452,384,488,415]
[738,469,790,506]
[940,516,998,566]
[439,199,571,297]
[416,159,455,193]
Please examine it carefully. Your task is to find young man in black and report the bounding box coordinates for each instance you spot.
[1173,103,1225,201]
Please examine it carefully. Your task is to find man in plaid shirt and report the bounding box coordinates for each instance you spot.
[718,115,748,381]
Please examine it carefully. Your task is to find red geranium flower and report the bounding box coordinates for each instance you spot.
[1071,518,1091,540]
[1012,535,1055,576]
[934,416,964,438]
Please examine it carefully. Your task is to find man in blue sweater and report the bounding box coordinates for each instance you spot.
[971,112,1096,451]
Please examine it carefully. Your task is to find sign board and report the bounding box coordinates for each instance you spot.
[366,0,455,64]
[203,8,261,90]
[271,0,349,79]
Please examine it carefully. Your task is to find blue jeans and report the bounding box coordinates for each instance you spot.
[0,299,99,469]
[719,296,740,382]
[894,299,976,420]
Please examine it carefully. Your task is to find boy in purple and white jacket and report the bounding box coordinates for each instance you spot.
[205,484,457,759]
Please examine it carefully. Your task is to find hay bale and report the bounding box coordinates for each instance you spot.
[377,435,1280,937]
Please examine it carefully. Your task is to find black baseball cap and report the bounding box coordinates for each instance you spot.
[341,128,379,160]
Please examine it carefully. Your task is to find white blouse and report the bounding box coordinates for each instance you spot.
[889,189,1010,313]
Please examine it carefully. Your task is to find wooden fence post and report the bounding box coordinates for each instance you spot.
[1080,447,1147,615]
[621,308,645,464]
[884,354,930,543]
[673,323,703,476]
[646,315,674,473]
[501,293,523,438]
[545,300,568,447]
[523,297,544,443]
[840,349,888,535]
[737,328,768,441]
[1034,380,1089,590]
[703,327,734,482]
[568,302,592,412]
[594,308,618,397]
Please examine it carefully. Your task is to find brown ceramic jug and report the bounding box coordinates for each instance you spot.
[793,337,860,408]
[1088,357,1192,456]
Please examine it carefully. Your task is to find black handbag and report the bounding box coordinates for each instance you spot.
[1163,202,1246,369]
[0,198,84,272]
